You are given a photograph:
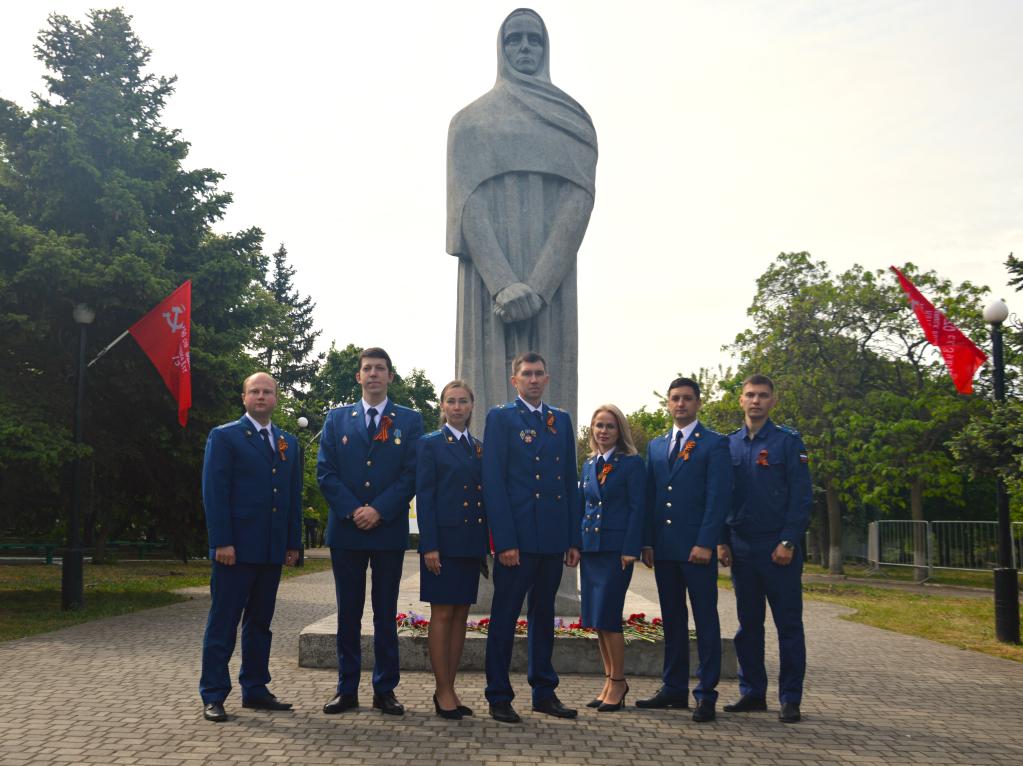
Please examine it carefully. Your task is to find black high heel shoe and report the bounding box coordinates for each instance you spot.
[587,675,610,708]
[434,694,463,720]
[597,678,629,712]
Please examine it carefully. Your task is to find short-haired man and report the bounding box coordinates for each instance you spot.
[317,348,423,716]
[483,351,581,723]
[636,377,731,722]
[718,374,812,723]
[199,372,302,722]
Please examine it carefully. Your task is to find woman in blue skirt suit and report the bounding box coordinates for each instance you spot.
[416,379,488,720]
[578,404,646,711]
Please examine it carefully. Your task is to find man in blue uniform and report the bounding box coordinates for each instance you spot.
[317,348,423,716]
[200,372,302,722]
[636,377,731,722]
[483,351,580,723]
[718,374,812,723]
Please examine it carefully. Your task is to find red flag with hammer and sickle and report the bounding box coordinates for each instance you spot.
[129,280,192,426]
[891,266,987,394]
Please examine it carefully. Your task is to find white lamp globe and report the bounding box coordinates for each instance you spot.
[984,299,1009,325]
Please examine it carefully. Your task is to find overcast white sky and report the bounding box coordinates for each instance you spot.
[3,1,1021,420]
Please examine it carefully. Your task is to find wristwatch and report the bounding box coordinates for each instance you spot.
[779,540,795,551]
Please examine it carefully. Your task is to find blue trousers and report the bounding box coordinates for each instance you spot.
[330,548,405,695]
[485,552,564,705]
[653,558,720,703]
[730,536,806,704]
[199,561,282,704]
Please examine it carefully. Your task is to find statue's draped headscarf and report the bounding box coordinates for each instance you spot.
[446,8,599,256]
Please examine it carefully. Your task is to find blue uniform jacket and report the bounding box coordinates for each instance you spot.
[578,452,645,557]
[482,400,580,554]
[317,402,423,551]
[415,427,488,557]
[202,417,302,564]
[724,419,812,546]
[643,421,732,560]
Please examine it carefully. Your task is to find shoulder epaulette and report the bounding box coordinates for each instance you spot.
[500,401,518,410]
[547,405,564,414]
[774,423,802,438]
[727,427,743,435]
[422,429,443,441]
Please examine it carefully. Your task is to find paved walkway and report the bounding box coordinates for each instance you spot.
[1,557,1022,766]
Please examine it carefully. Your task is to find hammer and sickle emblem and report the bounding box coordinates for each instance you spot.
[162,304,186,333]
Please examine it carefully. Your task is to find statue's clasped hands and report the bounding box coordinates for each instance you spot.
[494,282,544,323]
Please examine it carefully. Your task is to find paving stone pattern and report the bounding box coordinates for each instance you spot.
[1,553,1021,765]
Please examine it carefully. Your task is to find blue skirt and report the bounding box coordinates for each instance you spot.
[420,554,482,605]
[580,551,634,632]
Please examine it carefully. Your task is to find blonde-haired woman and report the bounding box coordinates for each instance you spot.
[578,404,645,711]
[415,380,488,720]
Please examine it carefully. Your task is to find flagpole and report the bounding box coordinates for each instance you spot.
[87,329,130,368]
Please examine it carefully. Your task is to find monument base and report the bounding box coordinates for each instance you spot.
[471,559,581,616]
[298,614,737,678]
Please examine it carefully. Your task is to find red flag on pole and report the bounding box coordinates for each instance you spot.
[129,280,192,426]
[891,266,987,394]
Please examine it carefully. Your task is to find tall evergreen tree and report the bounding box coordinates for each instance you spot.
[0,9,271,555]
[253,244,322,397]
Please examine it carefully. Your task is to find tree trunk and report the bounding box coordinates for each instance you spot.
[825,479,844,575]
[910,478,928,582]
[817,498,829,568]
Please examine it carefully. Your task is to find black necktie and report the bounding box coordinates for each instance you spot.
[459,434,473,456]
[668,431,683,464]
[259,428,275,460]
[534,409,543,425]
[367,407,378,439]
[595,455,606,479]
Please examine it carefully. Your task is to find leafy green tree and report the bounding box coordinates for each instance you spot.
[0,9,272,557]
[727,254,989,574]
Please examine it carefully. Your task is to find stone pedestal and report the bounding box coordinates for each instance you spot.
[471,559,580,616]
[298,615,736,678]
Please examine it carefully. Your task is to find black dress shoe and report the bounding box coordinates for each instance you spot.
[533,695,578,719]
[372,691,405,715]
[597,679,629,712]
[242,694,292,711]
[203,702,227,722]
[692,699,716,722]
[433,694,463,720]
[635,687,689,709]
[723,695,768,713]
[489,701,521,723]
[779,702,801,723]
[322,693,359,714]
[456,704,474,716]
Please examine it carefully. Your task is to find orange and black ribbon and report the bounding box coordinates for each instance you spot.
[277,435,288,461]
[373,415,393,443]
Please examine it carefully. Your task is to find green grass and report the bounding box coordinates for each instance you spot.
[801,581,1023,663]
[0,558,332,642]
[804,562,1023,590]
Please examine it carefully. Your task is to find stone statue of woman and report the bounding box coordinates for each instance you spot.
[447,7,598,432]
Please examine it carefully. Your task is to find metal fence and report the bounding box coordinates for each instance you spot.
[868,520,1023,581]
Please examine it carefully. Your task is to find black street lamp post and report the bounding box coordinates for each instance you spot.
[62,303,94,611]
[984,298,1020,644]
